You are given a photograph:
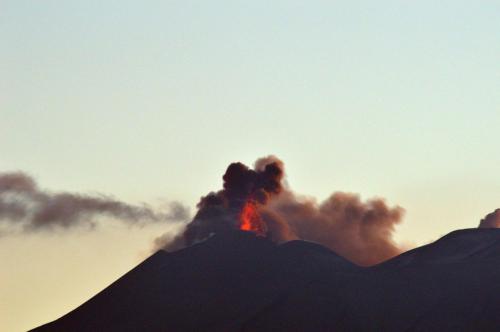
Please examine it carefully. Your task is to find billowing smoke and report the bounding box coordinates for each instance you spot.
[160,156,284,251]
[0,171,189,232]
[156,156,405,266]
[263,191,404,266]
[479,209,500,228]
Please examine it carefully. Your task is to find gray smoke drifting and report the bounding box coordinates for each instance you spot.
[155,156,405,266]
[479,209,500,228]
[262,190,404,266]
[0,171,189,232]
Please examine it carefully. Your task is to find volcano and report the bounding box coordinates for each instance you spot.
[31,228,500,332]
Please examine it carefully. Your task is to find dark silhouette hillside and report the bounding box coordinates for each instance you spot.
[31,229,500,331]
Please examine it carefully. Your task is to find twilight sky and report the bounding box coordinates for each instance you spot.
[1,1,499,331]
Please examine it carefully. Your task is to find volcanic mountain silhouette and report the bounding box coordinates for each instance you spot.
[32,229,500,331]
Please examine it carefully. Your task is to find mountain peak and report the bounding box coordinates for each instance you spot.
[32,228,500,331]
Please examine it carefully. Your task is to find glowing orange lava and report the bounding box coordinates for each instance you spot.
[239,200,266,236]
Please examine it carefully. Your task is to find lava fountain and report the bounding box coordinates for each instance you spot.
[239,200,266,236]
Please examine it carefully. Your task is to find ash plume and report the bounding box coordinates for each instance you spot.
[479,209,500,228]
[0,171,189,232]
[263,191,404,265]
[156,156,405,265]
[161,156,284,250]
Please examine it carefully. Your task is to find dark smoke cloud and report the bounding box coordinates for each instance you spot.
[160,157,284,251]
[0,171,189,232]
[155,156,405,266]
[479,209,500,228]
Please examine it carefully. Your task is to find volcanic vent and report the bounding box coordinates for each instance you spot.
[160,156,285,250]
[157,156,405,266]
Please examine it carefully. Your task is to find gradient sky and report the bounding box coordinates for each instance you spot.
[1,1,499,331]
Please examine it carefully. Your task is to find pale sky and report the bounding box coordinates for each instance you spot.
[1,1,499,331]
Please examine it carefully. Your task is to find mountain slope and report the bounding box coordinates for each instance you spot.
[31,229,500,331]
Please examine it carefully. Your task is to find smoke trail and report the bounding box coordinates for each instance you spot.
[155,156,405,265]
[479,209,500,228]
[0,171,189,232]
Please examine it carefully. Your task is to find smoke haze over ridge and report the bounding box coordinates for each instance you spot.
[479,209,500,229]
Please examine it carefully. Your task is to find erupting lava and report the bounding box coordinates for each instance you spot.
[239,200,266,236]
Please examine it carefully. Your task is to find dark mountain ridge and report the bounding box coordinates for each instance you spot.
[32,229,500,331]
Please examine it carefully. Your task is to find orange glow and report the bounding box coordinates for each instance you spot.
[239,200,266,236]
